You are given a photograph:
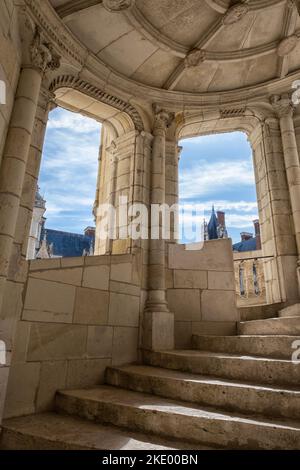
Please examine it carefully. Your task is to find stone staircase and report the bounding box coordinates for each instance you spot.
[1,305,300,450]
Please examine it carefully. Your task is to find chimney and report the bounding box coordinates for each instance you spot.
[253,219,261,250]
[240,232,253,241]
[84,226,95,238]
[217,211,225,227]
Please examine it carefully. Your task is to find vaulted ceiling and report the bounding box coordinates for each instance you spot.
[49,0,300,93]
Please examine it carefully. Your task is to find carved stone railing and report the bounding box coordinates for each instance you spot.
[233,251,272,307]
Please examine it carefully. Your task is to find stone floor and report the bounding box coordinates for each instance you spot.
[1,306,300,450]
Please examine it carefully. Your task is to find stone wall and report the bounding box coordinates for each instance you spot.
[3,254,142,419]
[167,239,238,349]
[0,0,22,426]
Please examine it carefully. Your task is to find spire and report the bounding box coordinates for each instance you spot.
[36,230,50,259]
[207,205,218,240]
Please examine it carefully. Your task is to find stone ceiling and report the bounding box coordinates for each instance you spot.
[49,0,300,93]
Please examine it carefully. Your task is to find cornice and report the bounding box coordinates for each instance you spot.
[49,75,145,131]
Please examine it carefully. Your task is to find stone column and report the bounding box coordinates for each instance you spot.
[0,27,60,309]
[10,87,54,279]
[105,141,118,254]
[143,106,175,351]
[271,94,300,294]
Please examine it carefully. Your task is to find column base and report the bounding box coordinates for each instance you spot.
[142,310,174,351]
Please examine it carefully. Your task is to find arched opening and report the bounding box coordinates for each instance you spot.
[26,81,145,260]
[27,107,101,260]
[176,112,282,306]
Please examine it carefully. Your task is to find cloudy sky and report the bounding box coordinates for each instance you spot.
[39,107,258,243]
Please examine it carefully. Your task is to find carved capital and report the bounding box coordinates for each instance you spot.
[270,94,295,118]
[153,105,175,132]
[30,27,61,72]
[277,35,298,57]
[222,2,249,25]
[103,0,135,12]
[184,49,206,68]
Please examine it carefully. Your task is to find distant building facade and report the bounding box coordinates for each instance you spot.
[203,207,228,241]
[27,188,95,259]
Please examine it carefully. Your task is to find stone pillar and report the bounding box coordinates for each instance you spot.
[143,106,175,351]
[0,26,60,305]
[165,143,182,243]
[10,87,54,279]
[105,141,118,254]
[271,94,300,295]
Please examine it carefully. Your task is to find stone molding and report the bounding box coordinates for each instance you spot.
[49,75,144,132]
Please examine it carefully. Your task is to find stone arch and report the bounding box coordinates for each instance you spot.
[175,107,297,304]
[49,75,145,135]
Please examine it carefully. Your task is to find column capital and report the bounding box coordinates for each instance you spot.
[270,93,295,119]
[153,104,175,132]
[29,27,61,73]
[103,0,135,12]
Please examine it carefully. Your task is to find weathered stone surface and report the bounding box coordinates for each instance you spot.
[82,265,110,291]
[56,386,300,450]
[4,363,41,418]
[201,290,237,322]
[192,334,299,360]
[73,287,109,325]
[174,270,207,289]
[66,358,111,389]
[167,289,201,321]
[23,278,76,323]
[27,324,87,362]
[238,316,300,336]
[108,293,140,326]
[0,413,206,450]
[112,327,139,365]
[87,326,113,358]
[106,364,300,420]
[144,350,300,386]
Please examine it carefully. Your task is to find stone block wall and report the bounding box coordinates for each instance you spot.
[3,254,143,419]
[0,0,21,166]
[0,0,22,426]
[167,239,238,349]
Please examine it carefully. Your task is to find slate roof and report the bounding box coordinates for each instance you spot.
[42,228,94,258]
[232,237,258,252]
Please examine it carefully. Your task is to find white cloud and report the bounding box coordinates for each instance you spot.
[179,160,255,199]
[48,109,101,133]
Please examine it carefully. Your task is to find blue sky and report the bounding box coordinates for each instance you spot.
[179,132,258,243]
[39,108,258,243]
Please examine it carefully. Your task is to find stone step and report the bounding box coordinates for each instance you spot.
[106,365,300,420]
[56,386,300,449]
[192,334,298,359]
[143,350,300,386]
[279,304,300,318]
[238,316,300,336]
[0,412,207,450]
